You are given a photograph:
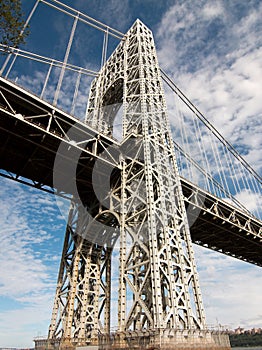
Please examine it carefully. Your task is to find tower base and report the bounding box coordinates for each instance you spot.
[99,329,231,350]
[35,329,231,350]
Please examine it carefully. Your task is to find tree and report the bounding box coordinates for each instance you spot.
[0,0,29,49]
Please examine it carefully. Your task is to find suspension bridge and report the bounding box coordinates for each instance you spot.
[0,1,261,349]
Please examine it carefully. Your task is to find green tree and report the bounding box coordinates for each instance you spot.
[0,0,29,49]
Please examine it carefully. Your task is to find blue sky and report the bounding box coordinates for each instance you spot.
[0,0,262,347]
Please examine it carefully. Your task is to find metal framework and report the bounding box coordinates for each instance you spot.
[48,200,118,345]
[1,76,260,269]
[48,20,207,347]
[0,3,260,346]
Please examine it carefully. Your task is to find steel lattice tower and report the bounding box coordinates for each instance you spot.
[48,20,210,349]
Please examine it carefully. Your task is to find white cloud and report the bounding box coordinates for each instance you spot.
[157,0,262,147]
[202,1,224,19]
[75,0,131,32]
[157,0,262,218]
[0,298,53,348]
[0,179,67,346]
[194,245,262,329]
[234,188,262,213]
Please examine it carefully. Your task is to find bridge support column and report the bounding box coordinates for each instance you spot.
[47,201,105,347]
[86,18,207,332]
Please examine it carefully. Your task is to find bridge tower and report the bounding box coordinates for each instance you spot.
[46,20,230,350]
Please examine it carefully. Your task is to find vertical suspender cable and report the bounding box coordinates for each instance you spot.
[101,28,109,68]
[4,53,18,78]
[245,164,261,197]
[222,146,239,196]
[160,70,261,184]
[192,114,212,193]
[236,161,251,194]
[225,150,243,195]
[40,59,54,99]
[53,14,79,106]
[161,70,261,219]
[208,133,224,198]
[213,139,231,197]
[71,68,82,116]
[177,97,194,181]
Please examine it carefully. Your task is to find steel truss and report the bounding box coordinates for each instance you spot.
[182,178,262,266]
[49,20,207,346]
[48,200,118,346]
[90,17,207,331]
[0,76,119,201]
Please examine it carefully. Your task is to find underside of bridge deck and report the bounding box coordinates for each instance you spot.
[0,77,261,267]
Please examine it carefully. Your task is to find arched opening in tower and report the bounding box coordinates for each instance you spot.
[102,78,123,140]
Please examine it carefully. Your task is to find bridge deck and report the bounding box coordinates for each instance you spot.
[0,77,261,266]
